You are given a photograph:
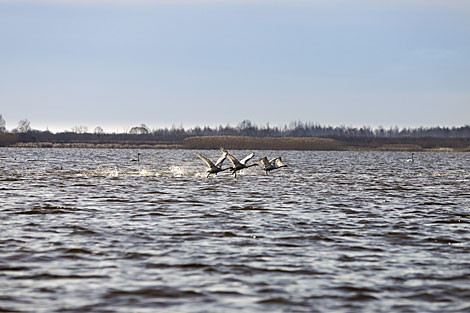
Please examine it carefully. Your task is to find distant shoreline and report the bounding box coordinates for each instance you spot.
[3,135,470,151]
[9,142,182,150]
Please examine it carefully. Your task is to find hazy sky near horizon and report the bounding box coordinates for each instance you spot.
[1,0,469,132]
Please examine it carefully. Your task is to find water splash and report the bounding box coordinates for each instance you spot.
[95,166,119,177]
[194,171,207,178]
[169,165,186,177]
[139,168,151,177]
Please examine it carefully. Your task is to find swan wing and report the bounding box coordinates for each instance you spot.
[259,157,270,168]
[274,157,286,167]
[240,152,255,165]
[215,150,228,167]
[196,153,216,170]
[226,152,242,167]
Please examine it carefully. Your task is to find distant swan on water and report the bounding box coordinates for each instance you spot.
[406,153,415,163]
[259,157,288,175]
[226,152,257,177]
[196,148,230,177]
[130,153,141,162]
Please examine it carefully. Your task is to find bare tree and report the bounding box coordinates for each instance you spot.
[129,123,149,135]
[237,119,253,130]
[0,114,5,133]
[71,126,88,134]
[94,126,104,135]
[17,119,31,133]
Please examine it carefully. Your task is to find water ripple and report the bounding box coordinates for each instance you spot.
[0,148,469,313]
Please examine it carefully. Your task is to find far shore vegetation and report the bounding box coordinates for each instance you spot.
[0,116,469,151]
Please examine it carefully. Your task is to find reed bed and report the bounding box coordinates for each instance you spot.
[3,135,470,151]
[0,133,19,146]
[183,136,345,150]
[376,144,423,151]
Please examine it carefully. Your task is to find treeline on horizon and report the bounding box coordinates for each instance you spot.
[1,117,470,150]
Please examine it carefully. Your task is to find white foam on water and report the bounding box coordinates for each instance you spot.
[169,165,186,177]
[139,168,151,177]
[108,167,119,177]
[194,171,207,178]
[94,166,119,177]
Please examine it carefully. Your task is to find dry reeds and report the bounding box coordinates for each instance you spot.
[4,134,470,151]
[377,144,423,151]
[183,136,345,150]
[0,133,19,146]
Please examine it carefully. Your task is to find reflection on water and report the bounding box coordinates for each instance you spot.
[1,148,470,313]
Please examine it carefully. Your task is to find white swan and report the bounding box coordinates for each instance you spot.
[406,153,415,163]
[259,156,288,175]
[196,148,230,177]
[226,152,257,177]
[130,153,141,162]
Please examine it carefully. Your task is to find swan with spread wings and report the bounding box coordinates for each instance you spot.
[258,156,288,175]
[226,152,257,178]
[196,148,230,177]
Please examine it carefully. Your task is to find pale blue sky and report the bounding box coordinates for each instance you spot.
[1,0,469,132]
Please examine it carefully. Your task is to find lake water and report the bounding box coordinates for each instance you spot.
[1,148,469,313]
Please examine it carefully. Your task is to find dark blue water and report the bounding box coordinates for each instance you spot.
[1,148,469,312]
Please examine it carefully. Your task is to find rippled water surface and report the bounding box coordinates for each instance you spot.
[1,148,470,312]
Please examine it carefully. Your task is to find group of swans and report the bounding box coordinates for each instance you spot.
[129,151,414,178]
[197,148,287,178]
